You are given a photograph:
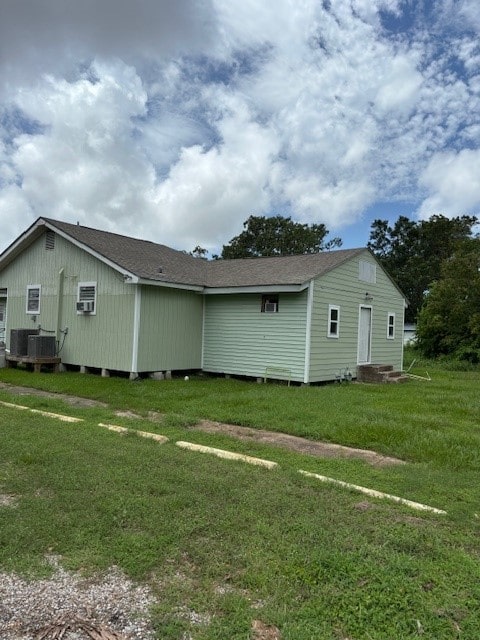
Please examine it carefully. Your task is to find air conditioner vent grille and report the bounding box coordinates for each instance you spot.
[27,335,56,358]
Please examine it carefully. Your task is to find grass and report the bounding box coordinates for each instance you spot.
[1,353,480,638]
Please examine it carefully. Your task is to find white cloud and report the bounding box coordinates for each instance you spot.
[457,0,480,33]
[0,0,479,254]
[0,0,214,98]
[417,149,480,218]
[151,92,281,248]
[375,55,423,114]
[3,60,159,238]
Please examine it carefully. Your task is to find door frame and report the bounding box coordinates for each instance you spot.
[357,304,372,364]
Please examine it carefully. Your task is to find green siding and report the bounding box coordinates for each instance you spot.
[137,285,203,371]
[0,232,135,371]
[309,252,405,382]
[1,233,404,382]
[203,292,308,382]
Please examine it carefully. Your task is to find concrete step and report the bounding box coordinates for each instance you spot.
[385,372,409,383]
[357,364,408,384]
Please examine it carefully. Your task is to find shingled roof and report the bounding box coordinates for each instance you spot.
[203,250,366,287]
[1,217,368,290]
[42,218,209,286]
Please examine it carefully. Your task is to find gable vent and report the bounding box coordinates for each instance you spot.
[359,259,376,284]
[45,230,55,250]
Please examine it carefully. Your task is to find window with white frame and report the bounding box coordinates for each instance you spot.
[26,285,41,314]
[387,312,395,339]
[77,282,97,314]
[328,305,340,338]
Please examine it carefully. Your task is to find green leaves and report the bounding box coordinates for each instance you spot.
[221,215,342,259]
[368,214,478,322]
[416,238,480,360]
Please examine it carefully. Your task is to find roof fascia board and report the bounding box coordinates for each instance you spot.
[203,283,309,294]
[365,249,408,302]
[137,278,204,292]
[0,219,45,268]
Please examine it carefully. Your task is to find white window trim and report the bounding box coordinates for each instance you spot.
[77,281,97,315]
[26,285,41,314]
[387,312,395,340]
[327,304,340,338]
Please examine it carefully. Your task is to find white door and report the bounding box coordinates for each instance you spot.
[0,300,5,344]
[358,306,372,364]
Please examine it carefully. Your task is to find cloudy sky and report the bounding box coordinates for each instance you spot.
[1,0,479,255]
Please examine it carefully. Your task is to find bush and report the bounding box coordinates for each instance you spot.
[454,346,480,364]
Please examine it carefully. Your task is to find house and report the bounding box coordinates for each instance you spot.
[0,217,406,383]
[403,323,417,345]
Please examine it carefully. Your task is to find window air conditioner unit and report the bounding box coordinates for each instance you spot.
[265,302,278,313]
[77,300,94,313]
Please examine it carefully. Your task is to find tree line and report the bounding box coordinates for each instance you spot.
[367,214,479,362]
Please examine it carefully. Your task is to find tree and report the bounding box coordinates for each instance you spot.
[190,245,208,258]
[221,215,342,259]
[416,238,480,361]
[368,214,478,322]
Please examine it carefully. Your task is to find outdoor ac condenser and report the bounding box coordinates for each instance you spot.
[27,335,57,358]
[10,329,39,356]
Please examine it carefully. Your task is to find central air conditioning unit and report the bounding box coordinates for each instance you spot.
[76,300,95,313]
[27,335,57,358]
[10,329,39,356]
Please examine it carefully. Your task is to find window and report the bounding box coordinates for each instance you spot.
[26,285,41,314]
[359,260,376,284]
[77,282,97,314]
[387,313,395,339]
[328,305,340,338]
[261,294,279,313]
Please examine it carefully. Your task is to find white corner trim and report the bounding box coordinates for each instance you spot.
[201,295,206,370]
[304,279,314,384]
[131,285,141,374]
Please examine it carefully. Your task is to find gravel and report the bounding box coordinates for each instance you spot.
[0,556,157,640]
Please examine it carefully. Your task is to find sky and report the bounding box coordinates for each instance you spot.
[0,0,479,256]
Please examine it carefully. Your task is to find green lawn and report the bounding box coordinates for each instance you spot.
[1,356,480,638]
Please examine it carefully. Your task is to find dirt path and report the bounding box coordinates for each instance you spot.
[0,382,107,408]
[0,382,404,467]
[194,420,404,467]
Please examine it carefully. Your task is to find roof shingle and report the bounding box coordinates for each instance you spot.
[29,218,367,289]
